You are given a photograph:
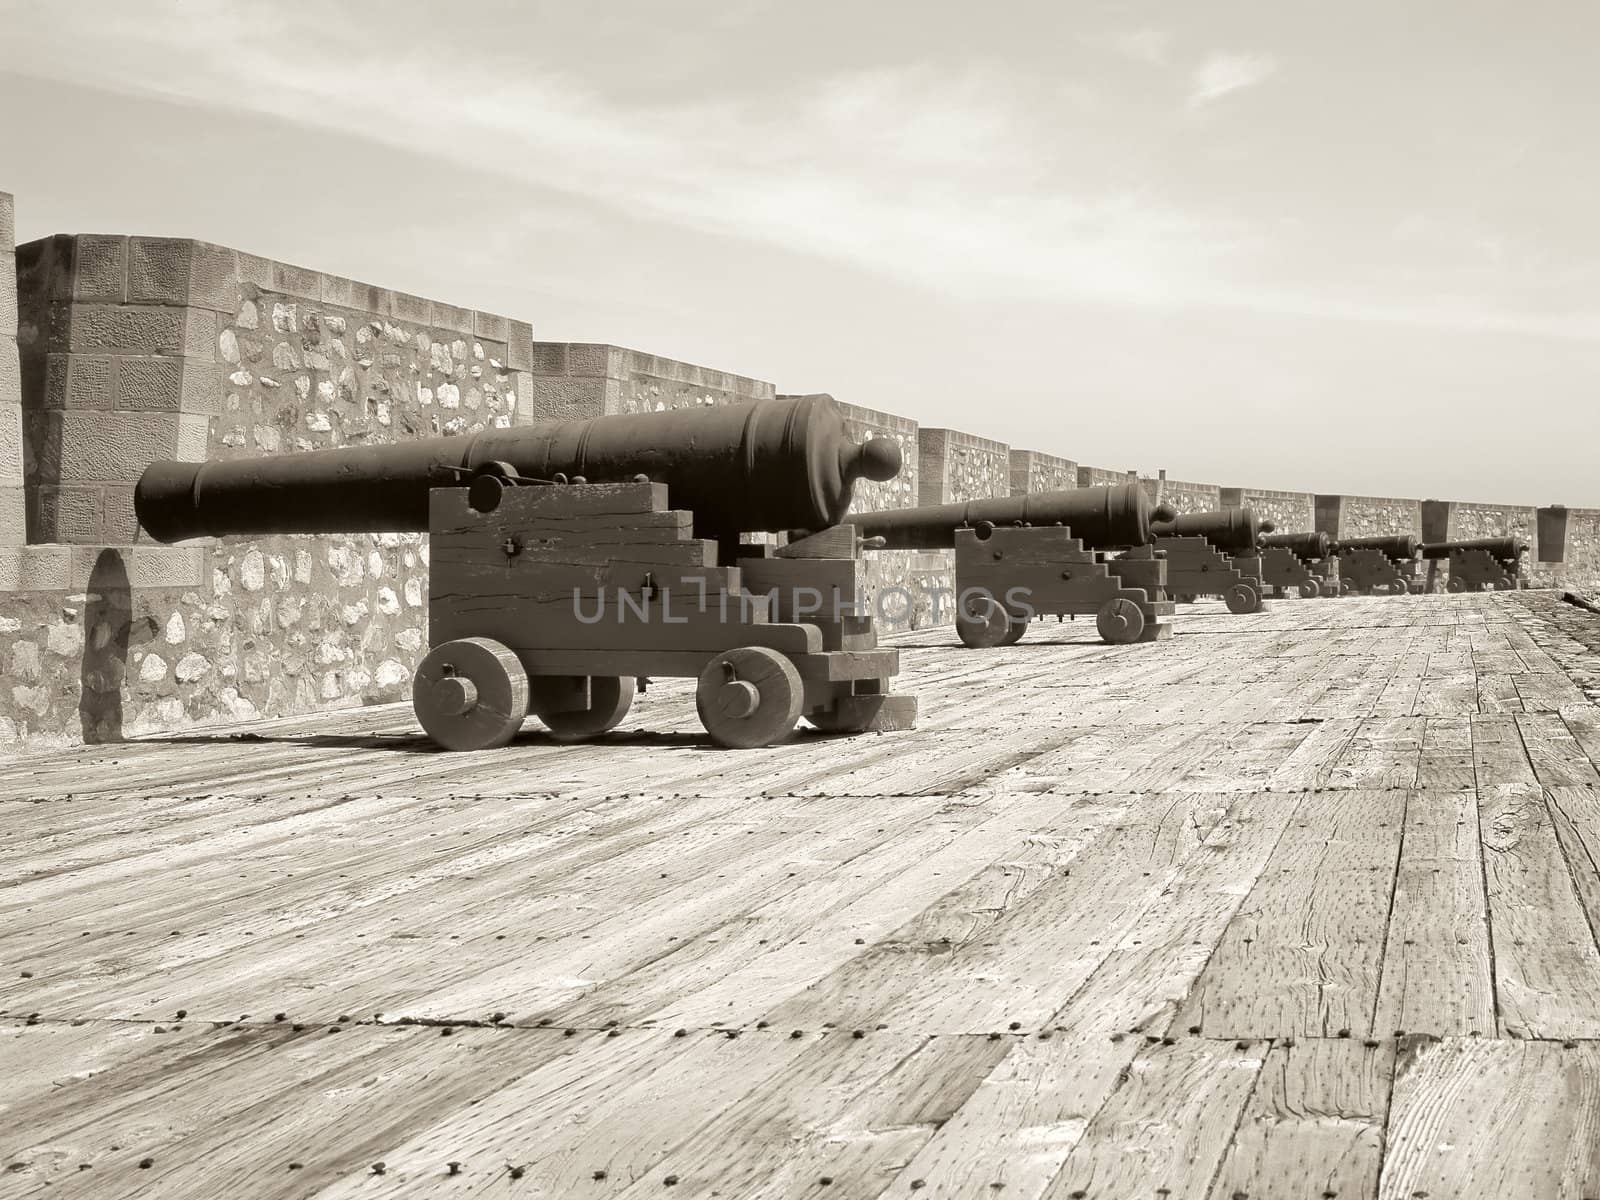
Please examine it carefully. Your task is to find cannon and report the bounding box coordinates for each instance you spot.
[136,395,919,750]
[1258,531,1336,599]
[1335,534,1424,595]
[1421,537,1530,592]
[847,484,1177,648]
[1124,507,1275,613]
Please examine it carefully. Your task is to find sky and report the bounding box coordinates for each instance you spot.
[1,0,1596,506]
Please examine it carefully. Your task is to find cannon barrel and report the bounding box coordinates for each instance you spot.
[135,394,902,544]
[1260,531,1332,560]
[1337,534,1421,560]
[848,484,1169,551]
[1149,507,1275,554]
[1421,536,1529,563]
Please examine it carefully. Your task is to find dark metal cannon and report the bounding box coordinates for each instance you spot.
[848,484,1177,648]
[849,484,1173,552]
[135,395,917,751]
[136,393,902,545]
[1258,531,1336,599]
[1149,508,1275,555]
[1334,534,1424,595]
[1131,507,1274,613]
[1421,537,1530,592]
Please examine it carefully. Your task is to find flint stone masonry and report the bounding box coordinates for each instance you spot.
[1223,486,1316,535]
[835,401,946,631]
[1010,449,1077,497]
[529,342,774,421]
[1077,464,1136,490]
[1140,474,1220,514]
[917,427,1009,508]
[1315,493,1422,541]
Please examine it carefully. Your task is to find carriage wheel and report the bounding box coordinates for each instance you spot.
[1447,577,1466,593]
[1225,583,1260,615]
[412,637,529,751]
[956,594,1012,649]
[528,675,635,741]
[1095,598,1146,644]
[1298,578,1321,599]
[697,646,804,749]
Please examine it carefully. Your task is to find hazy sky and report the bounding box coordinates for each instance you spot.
[2,0,1596,506]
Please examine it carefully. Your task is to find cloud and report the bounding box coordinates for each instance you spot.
[1086,28,1172,66]
[1187,53,1278,108]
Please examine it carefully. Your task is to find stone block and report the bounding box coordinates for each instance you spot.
[103,484,141,543]
[529,340,566,375]
[1420,499,1451,545]
[127,238,242,313]
[0,251,15,336]
[33,483,105,541]
[43,353,114,409]
[68,304,216,358]
[0,343,18,411]
[1219,487,1244,508]
[511,371,535,424]
[120,545,207,589]
[0,191,12,250]
[71,235,128,302]
[115,355,221,413]
[270,261,321,301]
[1537,506,1569,563]
[28,409,211,483]
[507,319,534,371]
[0,543,71,590]
[320,274,391,315]
[392,291,430,325]
[237,252,273,290]
[474,310,509,342]
[1313,494,1344,538]
[567,343,615,378]
[528,374,613,421]
[0,485,22,545]
[429,300,473,334]
[0,401,20,484]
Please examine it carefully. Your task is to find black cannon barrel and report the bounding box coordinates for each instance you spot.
[135,394,902,544]
[1337,534,1421,560]
[1421,537,1529,563]
[1260,531,1332,560]
[1150,507,1275,554]
[849,483,1167,551]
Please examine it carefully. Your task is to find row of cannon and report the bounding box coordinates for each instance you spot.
[133,395,1525,752]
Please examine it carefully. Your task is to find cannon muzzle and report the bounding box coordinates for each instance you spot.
[136,394,901,544]
[1421,537,1529,563]
[1337,534,1421,560]
[1150,507,1271,554]
[849,483,1159,551]
[1260,531,1333,560]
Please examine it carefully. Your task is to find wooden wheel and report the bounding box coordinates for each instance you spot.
[1095,598,1146,644]
[1001,615,1028,645]
[956,593,1010,649]
[528,675,635,742]
[1298,578,1321,599]
[697,646,803,749]
[412,637,528,752]
[1447,577,1466,593]
[1224,583,1259,615]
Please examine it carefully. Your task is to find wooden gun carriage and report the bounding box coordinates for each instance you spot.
[136,395,917,751]
[1127,508,1274,614]
[848,484,1177,648]
[1336,535,1425,596]
[1422,537,1529,592]
[1258,531,1336,599]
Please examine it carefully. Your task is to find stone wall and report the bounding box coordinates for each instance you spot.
[0,193,20,544]
[1010,449,1077,496]
[1077,464,1133,490]
[917,427,1009,507]
[529,342,773,420]
[1223,486,1316,534]
[1139,474,1221,514]
[1316,493,1422,540]
[1,231,531,754]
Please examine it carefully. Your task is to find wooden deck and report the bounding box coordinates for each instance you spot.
[3,590,1600,1198]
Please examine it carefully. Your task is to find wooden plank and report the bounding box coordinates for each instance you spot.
[1373,791,1495,1037]
[1040,1037,1265,1199]
[1209,1038,1395,1200]
[1176,791,1406,1040]
[1478,788,1600,1038]
[1380,1038,1600,1200]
